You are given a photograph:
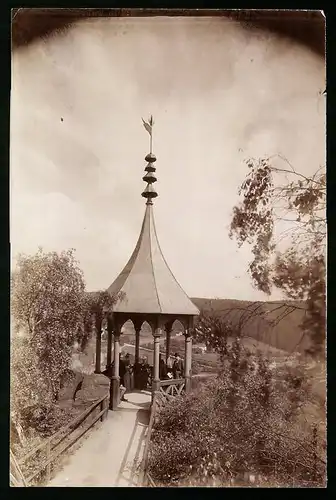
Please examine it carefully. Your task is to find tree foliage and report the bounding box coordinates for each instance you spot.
[193,309,232,356]
[11,249,88,400]
[11,248,120,437]
[11,248,97,439]
[229,156,326,356]
[11,336,52,428]
[82,289,118,351]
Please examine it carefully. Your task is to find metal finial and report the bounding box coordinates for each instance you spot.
[141,153,157,204]
[141,116,157,204]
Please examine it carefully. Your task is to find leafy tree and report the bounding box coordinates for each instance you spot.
[192,303,271,359]
[11,249,123,445]
[229,156,326,356]
[193,310,230,354]
[11,249,88,403]
[82,289,119,351]
[10,336,51,431]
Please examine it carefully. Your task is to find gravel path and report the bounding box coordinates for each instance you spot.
[48,391,151,487]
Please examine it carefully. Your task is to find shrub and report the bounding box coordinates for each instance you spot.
[20,403,74,437]
[148,343,326,487]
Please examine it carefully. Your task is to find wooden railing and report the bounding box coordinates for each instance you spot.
[138,392,158,487]
[12,392,109,486]
[156,378,185,409]
[10,449,28,487]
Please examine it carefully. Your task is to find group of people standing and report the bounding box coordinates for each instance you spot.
[102,353,152,400]
[102,351,184,401]
[160,352,184,380]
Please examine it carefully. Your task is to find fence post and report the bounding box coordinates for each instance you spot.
[100,396,108,422]
[139,394,157,486]
[105,396,109,419]
[46,441,51,483]
[10,449,28,487]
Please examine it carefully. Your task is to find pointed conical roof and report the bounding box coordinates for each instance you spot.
[107,151,199,316]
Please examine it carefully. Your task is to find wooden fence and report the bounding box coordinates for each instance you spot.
[138,392,158,486]
[10,449,28,487]
[11,393,109,487]
[156,378,185,409]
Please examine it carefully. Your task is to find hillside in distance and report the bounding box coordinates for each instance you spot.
[190,297,310,354]
[94,291,310,355]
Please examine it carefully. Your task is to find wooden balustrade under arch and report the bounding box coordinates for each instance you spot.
[155,378,186,409]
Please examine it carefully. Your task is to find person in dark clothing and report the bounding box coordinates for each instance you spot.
[159,354,167,380]
[124,352,131,367]
[124,353,132,392]
[140,357,150,389]
[172,353,183,379]
[133,361,141,389]
[102,363,113,379]
[119,354,127,386]
[119,355,129,402]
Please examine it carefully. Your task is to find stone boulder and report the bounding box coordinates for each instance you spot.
[73,373,110,406]
[58,371,84,402]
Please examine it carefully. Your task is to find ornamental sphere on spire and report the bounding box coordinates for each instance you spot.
[141,116,158,204]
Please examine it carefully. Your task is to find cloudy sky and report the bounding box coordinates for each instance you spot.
[10,16,325,301]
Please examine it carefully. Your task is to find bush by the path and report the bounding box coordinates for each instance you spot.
[148,343,326,487]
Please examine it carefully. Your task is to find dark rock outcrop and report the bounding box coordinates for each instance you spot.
[73,373,110,406]
[57,371,84,402]
[57,371,110,410]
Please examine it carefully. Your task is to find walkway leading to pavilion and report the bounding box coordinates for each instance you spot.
[48,391,151,487]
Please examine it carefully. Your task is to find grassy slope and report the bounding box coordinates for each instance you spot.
[191,297,310,354]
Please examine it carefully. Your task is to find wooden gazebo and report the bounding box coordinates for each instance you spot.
[96,123,199,409]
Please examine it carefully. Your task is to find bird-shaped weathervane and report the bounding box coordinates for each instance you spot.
[142,115,154,153]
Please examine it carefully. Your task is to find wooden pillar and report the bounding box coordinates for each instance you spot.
[135,325,141,365]
[152,329,161,394]
[110,326,121,410]
[94,314,102,374]
[165,328,171,363]
[134,321,141,390]
[184,329,192,393]
[165,320,173,363]
[106,315,113,369]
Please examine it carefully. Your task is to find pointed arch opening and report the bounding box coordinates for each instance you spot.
[118,320,135,361]
[120,319,134,332]
[165,320,184,359]
[140,320,153,337]
[172,319,185,334]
